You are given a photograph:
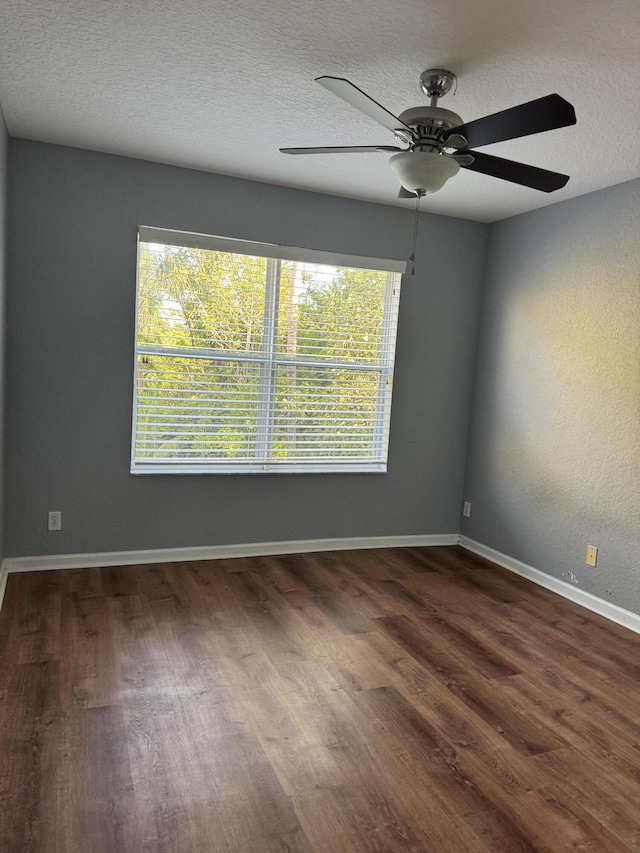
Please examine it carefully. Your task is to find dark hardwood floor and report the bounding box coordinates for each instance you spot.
[1,545,640,852]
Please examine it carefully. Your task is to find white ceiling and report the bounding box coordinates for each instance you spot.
[1,0,639,222]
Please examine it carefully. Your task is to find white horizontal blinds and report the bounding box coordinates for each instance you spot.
[135,242,266,464]
[275,262,388,365]
[137,242,267,355]
[271,261,397,465]
[133,230,403,472]
[273,366,382,461]
[136,357,260,461]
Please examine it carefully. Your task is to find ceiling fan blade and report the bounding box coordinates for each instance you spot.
[280,145,401,154]
[398,187,416,199]
[316,76,413,135]
[444,94,576,149]
[460,150,569,192]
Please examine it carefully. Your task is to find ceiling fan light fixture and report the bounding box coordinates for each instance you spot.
[281,74,576,197]
[389,151,460,195]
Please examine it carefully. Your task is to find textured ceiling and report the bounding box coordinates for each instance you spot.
[1,0,639,222]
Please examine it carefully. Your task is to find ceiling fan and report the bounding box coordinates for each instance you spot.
[280,70,576,197]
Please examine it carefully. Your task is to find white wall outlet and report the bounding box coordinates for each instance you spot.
[586,545,597,567]
[48,511,62,531]
[463,501,471,518]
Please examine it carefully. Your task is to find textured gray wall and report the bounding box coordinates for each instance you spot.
[0,108,7,559]
[6,140,487,556]
[463,178,640,613]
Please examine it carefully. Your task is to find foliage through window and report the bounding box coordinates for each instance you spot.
[132,228,404,473]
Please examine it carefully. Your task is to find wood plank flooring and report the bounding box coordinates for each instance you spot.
[1,545,640,852]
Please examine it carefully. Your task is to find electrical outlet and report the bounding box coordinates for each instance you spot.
[463,501,471,518]
[586,545,597,567]
[48,511,62,531]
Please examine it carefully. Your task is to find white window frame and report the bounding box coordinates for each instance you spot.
[131,226,405,474]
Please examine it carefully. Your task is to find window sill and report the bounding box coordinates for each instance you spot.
[130,462,387,475]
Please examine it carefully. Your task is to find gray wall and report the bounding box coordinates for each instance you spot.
[0,108,8,559]
[463,178,640,612]
[6,140,487,557]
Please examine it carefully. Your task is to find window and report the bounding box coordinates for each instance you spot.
[132,227,404,473]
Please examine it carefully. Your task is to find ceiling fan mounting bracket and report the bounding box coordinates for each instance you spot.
[419,69,457,101]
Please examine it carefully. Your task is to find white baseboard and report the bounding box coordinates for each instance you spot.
[1,533,458,575]
[3,533,637,637]
[460,536,640,636]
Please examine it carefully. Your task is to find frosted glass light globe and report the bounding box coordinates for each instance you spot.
[389,151,460,195]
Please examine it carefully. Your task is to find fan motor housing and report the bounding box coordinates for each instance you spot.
[396,106,463,151]
[398,106,463,130]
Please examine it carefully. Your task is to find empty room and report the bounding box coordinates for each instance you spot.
[0,0,639,850]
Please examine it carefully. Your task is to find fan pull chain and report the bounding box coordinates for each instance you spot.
[409,191,424,275]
